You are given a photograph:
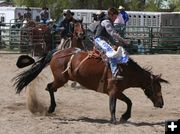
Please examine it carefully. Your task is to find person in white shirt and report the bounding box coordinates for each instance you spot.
[114,12,124,25]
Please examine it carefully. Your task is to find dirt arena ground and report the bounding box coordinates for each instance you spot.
[0,54,179,134]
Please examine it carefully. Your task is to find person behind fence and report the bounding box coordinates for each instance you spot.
[15,12,24,28]
[94,7,128,80]
[116,5,129,37]
[87,10,106,40]
[40,7,50,24]
[136,39,145,54]
[0,21,6,48]
[55,10,76,49]
[24,7,32,21]
[118,6,129,25]
[114,7,125,37]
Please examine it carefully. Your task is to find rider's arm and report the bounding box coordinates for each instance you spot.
[101,20,124,43]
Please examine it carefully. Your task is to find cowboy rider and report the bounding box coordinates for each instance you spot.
[55,10,76,49]
[94,7,128,80]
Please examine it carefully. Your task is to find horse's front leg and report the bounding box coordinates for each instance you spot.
[117,93,132,123]
[45,82,57,113]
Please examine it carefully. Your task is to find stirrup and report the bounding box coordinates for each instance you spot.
[112,76,124,80]
[112,68,124,80]
[112,75,124,80]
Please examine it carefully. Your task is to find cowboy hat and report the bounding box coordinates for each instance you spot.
[63,10,74,16]
[16,55,35,68]
[118,5,124,10]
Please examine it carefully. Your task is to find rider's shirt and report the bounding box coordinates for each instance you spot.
[95,17,124,43]
[58,18,75,38]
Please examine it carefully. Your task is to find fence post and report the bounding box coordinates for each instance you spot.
[149,27,153,53]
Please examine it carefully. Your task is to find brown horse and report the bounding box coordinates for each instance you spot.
[13,47,168,124]
[30,24,51,56]
[20,20,60,56]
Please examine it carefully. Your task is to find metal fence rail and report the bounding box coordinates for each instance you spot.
[0,22,180,54]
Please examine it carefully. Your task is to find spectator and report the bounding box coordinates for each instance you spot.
[17,12,24,21]
[114,11,124,25]
[40,7,50,24]
[24,7,32,21]
[16,12,24,28]
[86,10,106,49]
[87,10,106,39]
[118,6,129,25]
[136,39,145,54]
[35,15,41,22]
[132,39,145,54]
[0,21,6,48]
[115,6,129,38]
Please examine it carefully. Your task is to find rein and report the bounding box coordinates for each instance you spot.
[54,52,76,59]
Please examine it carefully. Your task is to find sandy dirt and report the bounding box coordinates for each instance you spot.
[0,54,179,134]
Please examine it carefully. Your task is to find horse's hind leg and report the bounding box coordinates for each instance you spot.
[117,93,132,123]
[45,78,68,113]
[45,82,57,113]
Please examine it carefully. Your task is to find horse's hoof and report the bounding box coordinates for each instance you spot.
[48,107,55,113]
[110,119,117,125]
[119,118,128,123]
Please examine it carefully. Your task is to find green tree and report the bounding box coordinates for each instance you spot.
[168,0,180,11]
[128,0,143,11]
[144,0,163,11]
[13,0,37,7]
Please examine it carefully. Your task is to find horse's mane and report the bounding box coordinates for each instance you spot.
[128,58,153,76]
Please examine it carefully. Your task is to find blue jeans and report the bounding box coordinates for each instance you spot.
[94,37,118,76]
[109,58,118,77]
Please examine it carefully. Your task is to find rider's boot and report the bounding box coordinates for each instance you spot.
[109,58,123,80]
[112,69,123,80]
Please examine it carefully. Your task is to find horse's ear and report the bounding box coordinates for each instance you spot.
[159,78,169,84]
[155,74,169,84]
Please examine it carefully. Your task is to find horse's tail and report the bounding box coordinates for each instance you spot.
[13,49,57,94]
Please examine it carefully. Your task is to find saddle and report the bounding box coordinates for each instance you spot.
[74,48,107,73]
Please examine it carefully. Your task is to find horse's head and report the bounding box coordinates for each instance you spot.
[143,74,169,108]
[73,19,85,39]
